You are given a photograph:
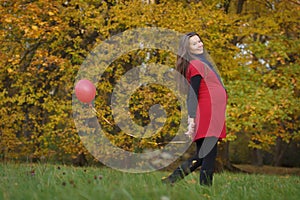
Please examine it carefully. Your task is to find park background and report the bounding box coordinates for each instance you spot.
[0,0,299,173]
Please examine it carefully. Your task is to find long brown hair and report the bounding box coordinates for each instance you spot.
[176,32,202,92]
[176,32,201,78]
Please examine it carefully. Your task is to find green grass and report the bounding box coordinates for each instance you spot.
[0,163,299,200]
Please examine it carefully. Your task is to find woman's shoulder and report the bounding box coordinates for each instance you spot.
[187,59,206,77]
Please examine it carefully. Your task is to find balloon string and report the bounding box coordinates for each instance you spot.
[89,104,112,125]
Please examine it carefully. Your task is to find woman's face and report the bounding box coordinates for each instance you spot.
[189,35,204,55]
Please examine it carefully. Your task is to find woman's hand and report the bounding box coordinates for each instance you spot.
[185,117,195,139]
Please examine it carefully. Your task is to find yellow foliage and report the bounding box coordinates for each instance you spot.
[0,0,299,164]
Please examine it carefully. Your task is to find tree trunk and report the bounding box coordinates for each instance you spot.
[237,0,245,14]
[222,0,231,14]
[251,148,263,166]
[273,137,289,166]
[72,152,88,166]
[215,141,242,172]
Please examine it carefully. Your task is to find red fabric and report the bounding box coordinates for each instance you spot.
[186,60,227,141]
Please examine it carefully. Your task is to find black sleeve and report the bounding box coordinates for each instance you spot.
[187,75,202,118]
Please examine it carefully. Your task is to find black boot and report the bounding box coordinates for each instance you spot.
[200,169,214,186]
[161,167,185,184]
[162,158,201,184]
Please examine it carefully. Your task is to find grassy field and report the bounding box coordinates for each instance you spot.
[0,163,299,200]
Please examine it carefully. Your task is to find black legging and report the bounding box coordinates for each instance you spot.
[163,137,218,185]
[180,137,218,185]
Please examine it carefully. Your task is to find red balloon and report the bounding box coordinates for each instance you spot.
[75,79,96,103]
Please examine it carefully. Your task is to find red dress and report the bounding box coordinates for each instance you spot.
[186,60,227,141]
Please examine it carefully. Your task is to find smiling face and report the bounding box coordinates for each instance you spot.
[189,35,204,55]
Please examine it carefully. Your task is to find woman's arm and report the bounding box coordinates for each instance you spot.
[187,75,202,118]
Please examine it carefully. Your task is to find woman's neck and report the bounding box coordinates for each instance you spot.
[192,53,205,60]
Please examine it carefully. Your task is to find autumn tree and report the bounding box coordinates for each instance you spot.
[0,0,299,168]
[220,0,300,166]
